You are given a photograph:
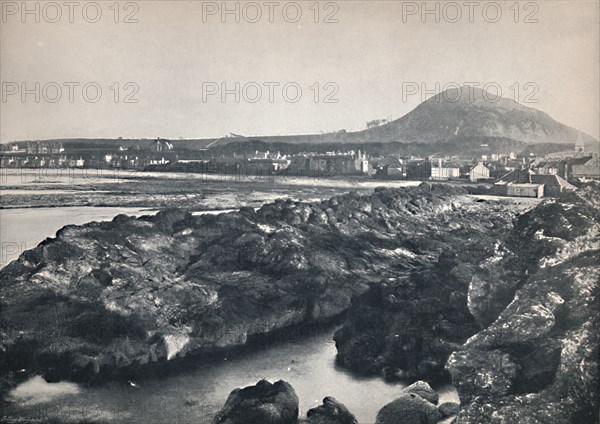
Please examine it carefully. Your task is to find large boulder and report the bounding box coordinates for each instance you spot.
[464,292,563,350]
[375,393,442,424]
[306,396,358,424]
[467,271,517,327]
[213,379,299,424]
[376,393,442,424]
[401,381,439,405]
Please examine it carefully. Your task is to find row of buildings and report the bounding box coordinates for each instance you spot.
[373,142,598,198]
[154,150,370,176]
[1,139,598,197]
[487,146,599,198]
[0,139,370,176]
[485,137,597,198]
[0,152,173,170]
[1,141,65,155]
[375,157,520,183]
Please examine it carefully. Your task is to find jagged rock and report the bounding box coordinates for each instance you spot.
[334,268,482,381]
[306,396,358,424]
[375,393,442,424]
[453,396,570,424]
[447,184,600,422]
[401,381,439,405]
[465,292,563,349]
[239,206,256,215]
[213,379,299,424]
[438,402,460,417]
[332,187,534,382]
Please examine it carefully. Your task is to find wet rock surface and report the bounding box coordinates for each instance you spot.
[216,380,451,424]
[447,349,518,400]
[373,381,457,424]
[213,379,299,424]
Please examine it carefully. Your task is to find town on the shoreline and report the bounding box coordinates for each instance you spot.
[1,134,598,199]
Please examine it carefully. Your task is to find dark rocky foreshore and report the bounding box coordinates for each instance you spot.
[334,183,599,422]
[1,183,597,423]
[1,184,518,394]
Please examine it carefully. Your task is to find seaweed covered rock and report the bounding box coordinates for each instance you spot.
[213,379,299,424]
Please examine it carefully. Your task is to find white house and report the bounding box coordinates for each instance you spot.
[431,159,461,180]
[469,162,491,182]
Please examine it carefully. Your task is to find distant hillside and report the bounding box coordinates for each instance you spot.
[214,86,597,149]
[352,86,596,145]
[6,86,598,152]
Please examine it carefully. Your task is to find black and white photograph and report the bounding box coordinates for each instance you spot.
[0,1,599,423]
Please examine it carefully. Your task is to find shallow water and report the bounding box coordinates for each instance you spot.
[1,168,422,190]
[1,168,137,186]
[5,327,457,424]
[0,206,157,268]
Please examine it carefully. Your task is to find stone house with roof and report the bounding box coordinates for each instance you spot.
[494,169,577,198]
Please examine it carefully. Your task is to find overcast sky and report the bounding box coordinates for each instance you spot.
[1,0,599,142]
